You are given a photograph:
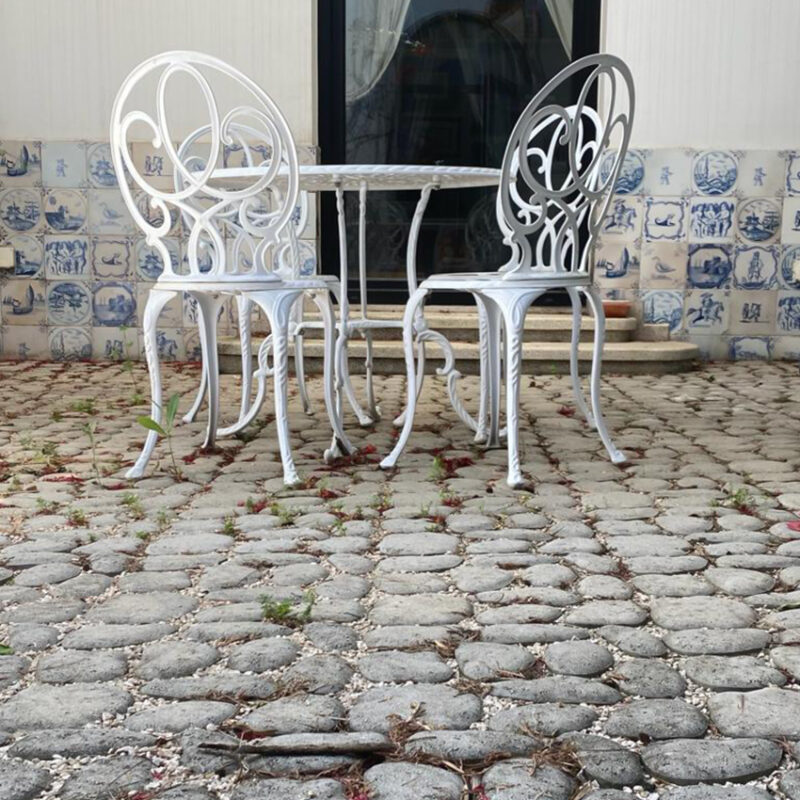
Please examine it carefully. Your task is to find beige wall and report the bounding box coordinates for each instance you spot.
[0,0,317,143]
[603,0,800,148]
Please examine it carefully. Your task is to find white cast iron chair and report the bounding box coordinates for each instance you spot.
[110,51,353,484]
[381,53,635,488]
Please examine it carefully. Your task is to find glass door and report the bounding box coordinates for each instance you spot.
[318,0,601,304]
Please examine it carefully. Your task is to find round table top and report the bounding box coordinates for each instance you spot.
[211,163,502,192]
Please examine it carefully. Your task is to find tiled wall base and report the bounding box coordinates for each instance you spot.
[2,141,800,361]
[596,148,800,361]
[0,139,317,362]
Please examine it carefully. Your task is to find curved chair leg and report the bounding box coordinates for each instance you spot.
[475,293,503,447]
[126,288,179,478]
[566,286,595,428]
[184,363,207,424]
[583,286,627,465]
[293,296,312,415]
[307,291,355,461]
[364,330,380,421]
[392,339,425,427]
[249,290,304,485]
[380,287,430,470]
[193,292,223,451]
[497,292,532,489]
[218,334,272,437]
[237,295,255,423]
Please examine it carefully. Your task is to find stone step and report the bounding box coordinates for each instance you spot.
[254,305,659,343]
[219,337,699,376]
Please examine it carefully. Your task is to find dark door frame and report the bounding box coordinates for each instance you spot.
[317,0,602,305]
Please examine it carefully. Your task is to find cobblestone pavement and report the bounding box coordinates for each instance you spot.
[2,360,800,799]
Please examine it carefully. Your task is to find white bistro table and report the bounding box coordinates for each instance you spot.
[212,163,501,437]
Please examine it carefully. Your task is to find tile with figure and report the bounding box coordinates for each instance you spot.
[1,323,48,358]
[601,196,642,240]
[44,236,89,278]
[733,245,778,290]
[42,142,87,188]
[736,150,787,197]
[689,197,736,243]
[776,290,800,335]
[727,290,776,335]
[780,197,800,245]
[684,289,729,334]
[642,149,692,196]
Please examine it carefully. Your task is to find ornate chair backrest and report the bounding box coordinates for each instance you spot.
[496,53,635,280]
[110,50,299,281]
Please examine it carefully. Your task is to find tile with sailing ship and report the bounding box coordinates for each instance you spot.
[47,281,92,326]
[684,289,730,335]
[43,189,87,233]
[136,285,181,327]
[42,141,87,188]
[687,244,733,289]
[728,289,775,335]
[643,198,686,241]
[87,143,120,189]
[87,189,135,235]
[600,196,642,240]
[92,281,136,327]
[0,141,42,187]
[776,290,800,335]
[44,235,88,278]
[91,237,131,279]
[692,150,738,196]
[642,149,693,196]
[689,197,736,243]
[641,289,683,333]
[48,326,92,361]
[135,237,179,281]
[8,234,44,277]
[735,198,781,244]
[780,197,800,244]
[1,323,48,358]
[728,335,772,360]
[736,150,786,197]
[593,241,640,288]
[0,188,41,234]
[1,278,46,325]
[640,242,687,289]
[733,245,778,290]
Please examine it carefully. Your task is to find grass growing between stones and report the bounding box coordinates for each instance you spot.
[260,590,317,627]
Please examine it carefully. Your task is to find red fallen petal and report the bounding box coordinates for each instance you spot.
[41,474,84,483]
[786,521,800,532]
[557,405,576,417]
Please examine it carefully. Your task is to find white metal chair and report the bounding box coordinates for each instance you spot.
[110,50,353,484]
[381,54,635,488]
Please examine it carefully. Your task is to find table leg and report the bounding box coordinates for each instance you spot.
[358,181,380,421]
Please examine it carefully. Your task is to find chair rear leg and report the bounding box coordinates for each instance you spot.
[566,286,595,427]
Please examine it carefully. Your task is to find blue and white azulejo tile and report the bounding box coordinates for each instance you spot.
[728,335,772,360]
[776,291,800,334]
[0,141,42,187]
[733,245,778,290]
[736,198,781,243]
[92,281,137,327]
[44,235,89,278]
[43,189,87,233]
[779,245,800,289]
[643,198,686,241]
[49,326,92,361]
[0,188,41,233]
[684,289,729,334]
[1,279,46,325]
[87,143,119,188]
[91,238,131,279]
[780,197,800,244]
[692,150,738,196]
[601,196,642,240]
[601,149,645,195]
[736,150,786,197]
[41,141,87,188]
[689,198,736,242]
[47,281,92,326]
[728,290,775,335]
[687,244,733,289]
[640,243,687,289]
[641,289,683,333]
[8,234,44,277]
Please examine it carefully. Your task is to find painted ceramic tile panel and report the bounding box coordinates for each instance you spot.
[91,238,131,279]
[687,244,733,289]
[1,279,46,325]
[9,234,44,277]
[733,246,778,290]
[736,151,786,197]
[0,188,42,233]
[92,281,136,327]
[594,241,640,288]
[640,243,687,289]
[693,150,738,195]
[43,189,87,233]
[737,198,781,243]
[47,281,92,326]
[1,324,48,358]
[776,291,800,335]
[689,198,736,242]
[728,335,772,360]
[641,290,683,333]
[88,189,135,235]
[44,236,89,278]
[87,143,120,188]
[0,141,42,186]
[684,289,729,334]
[601,196,642,240]
[728,290,776,335]
[41,141,87,188]
[49,326,92,361]
[642,149,692,196]
[643,198,687,241]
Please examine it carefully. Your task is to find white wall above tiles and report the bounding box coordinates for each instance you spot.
[603,0,800,149]
[0,0,317,144]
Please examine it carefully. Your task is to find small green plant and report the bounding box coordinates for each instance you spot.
[429,454,447,482]
[118,326,144,405]
[0,643,14,656]
[50,410,63,422]
[70,398,96,415]
[137,393,181,478]
[35,498,58,514]
[222,516,237,536]
[269,502,297,526]
[66,508,87,527]
[134,530,151,541]
[725,486,756,515]
[156,509,172,530]
[260,590,317,627]
[82,420,100,480]
[121,492,145,520]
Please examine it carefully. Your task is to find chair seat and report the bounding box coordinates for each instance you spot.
[154,274,337,293]
[420,270,591,292]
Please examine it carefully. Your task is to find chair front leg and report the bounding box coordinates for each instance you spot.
[237,295,255,423]
[292,295,312,415]
[126,288,179,479]
[583,286,627,465]
[380,287,430,470]
[192,292,223,451]
[566,286,595,428]
[475,293,503,447]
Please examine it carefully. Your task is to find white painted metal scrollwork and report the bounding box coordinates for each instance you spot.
[497,56,634,281]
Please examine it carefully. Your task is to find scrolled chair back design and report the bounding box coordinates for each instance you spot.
[110,50,299,281]
[496,53,635,280]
